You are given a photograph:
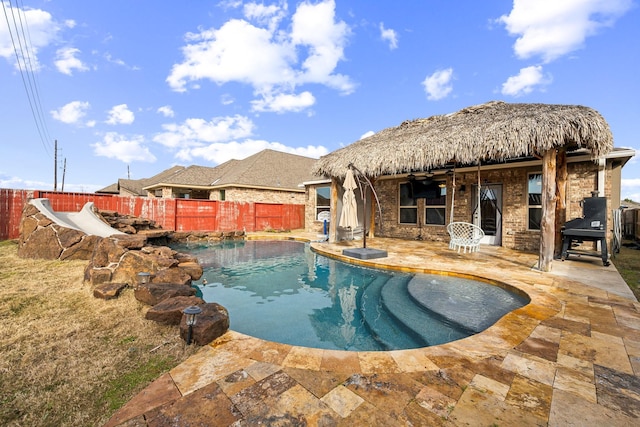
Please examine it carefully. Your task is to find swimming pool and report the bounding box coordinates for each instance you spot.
[178,240,528,351]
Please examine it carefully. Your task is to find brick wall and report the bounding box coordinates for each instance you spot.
[371,160,608,252]
[305,184,326,234]
[224,187,305,204]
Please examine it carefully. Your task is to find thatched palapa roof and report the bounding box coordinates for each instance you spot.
[313,101,613,179]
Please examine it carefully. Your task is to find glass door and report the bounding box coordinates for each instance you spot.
[472,184,503,245]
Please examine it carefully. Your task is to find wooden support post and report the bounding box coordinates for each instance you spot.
[554,149,568,256]
[539,149,557,272]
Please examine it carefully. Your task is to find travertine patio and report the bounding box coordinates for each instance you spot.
[106,235,640,426]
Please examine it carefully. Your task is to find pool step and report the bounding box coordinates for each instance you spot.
[406,275,529,333]
[359,275,426,350]
[380,276,471,346]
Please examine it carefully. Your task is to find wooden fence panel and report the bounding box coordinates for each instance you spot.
[0,189,35,240]
[217,201,255,232]
[175,199,217,231]
[255,203,283,230]
[283,204,305,230]
[0,189,305,239]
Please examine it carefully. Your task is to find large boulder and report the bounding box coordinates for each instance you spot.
[18,225,62,259]
[179,303,230,346]
[110,251,161,285]
[134,283,197,306]
[93,282,128,300]
[145,295,205,324]
[60,234,101,260]
[176,262,203,281]
[150,268,193,286]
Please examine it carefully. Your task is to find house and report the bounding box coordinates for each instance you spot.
[309,101,635,271]
[96,166,186,197]
[99,149,319,205]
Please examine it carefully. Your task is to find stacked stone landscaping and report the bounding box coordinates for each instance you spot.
[18,201,238,345]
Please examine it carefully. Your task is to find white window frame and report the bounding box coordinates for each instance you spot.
[316,185,331,219]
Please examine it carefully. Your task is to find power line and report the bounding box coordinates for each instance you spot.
[15,0,53,145]
[2,0,53,156]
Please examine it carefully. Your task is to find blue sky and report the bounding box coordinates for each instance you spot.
[1,0,639,200]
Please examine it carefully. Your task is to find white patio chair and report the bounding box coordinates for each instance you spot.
[447,222,484,253]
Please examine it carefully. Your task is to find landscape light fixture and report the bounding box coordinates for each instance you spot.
[136,272,150,290]
[183,305,202,345]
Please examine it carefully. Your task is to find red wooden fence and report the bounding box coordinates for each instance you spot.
[0,189,305,240]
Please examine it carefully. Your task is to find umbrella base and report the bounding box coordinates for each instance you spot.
[342,247,388,260]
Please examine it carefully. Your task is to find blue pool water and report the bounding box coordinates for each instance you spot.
[176,240,528,351]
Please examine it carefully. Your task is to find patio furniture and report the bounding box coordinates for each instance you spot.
[447,222,484,253]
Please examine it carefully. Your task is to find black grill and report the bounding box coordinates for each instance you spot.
[560,194,609,266]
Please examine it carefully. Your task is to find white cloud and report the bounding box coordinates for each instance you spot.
[379,22,398,49]
[498,0,633,63]
[153,115,255,149]
[501,65,552,96]
[157,105,175,118]
[176,139,328,164]
[54,47,89,75]
[622,178,640,202]
[221,94,235,105]
[422,68,454,101]
[290,0,352,89]
[243,0,287,30]
[106,104,135,125]
[0,174,51,190]
[360,131,375,140]
[92,132,156,163]
[166,0,353,113]
[50,100,90,124]
[251,91,315,113]
[0,4,61,71]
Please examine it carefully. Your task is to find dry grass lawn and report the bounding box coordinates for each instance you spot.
[615,240,640,300]
[0,240,199,427]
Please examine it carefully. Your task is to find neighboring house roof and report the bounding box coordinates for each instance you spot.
[144,149,318,192]
[95,182,119,194]
[314,101,615,179]
[96,165,186,196]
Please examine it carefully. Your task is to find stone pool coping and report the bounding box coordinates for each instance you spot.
[105,234,640,426]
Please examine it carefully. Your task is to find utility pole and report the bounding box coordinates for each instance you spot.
[127,164,130,179]
[61,158,67,192]
[54,139,58,191]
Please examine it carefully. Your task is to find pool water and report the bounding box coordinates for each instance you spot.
[177,240,528,351]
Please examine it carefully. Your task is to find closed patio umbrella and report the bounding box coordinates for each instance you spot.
[339,169,359,235]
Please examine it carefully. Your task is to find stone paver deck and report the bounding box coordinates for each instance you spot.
[106,235,640,426]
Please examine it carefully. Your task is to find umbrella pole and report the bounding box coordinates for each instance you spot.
[476,160,481,227]
[362,187,367,249]
[348,164,384,250]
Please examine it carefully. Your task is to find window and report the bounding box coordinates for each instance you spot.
[528,173,542,230]
[219,189,225,201]
[425,182,446,225]
[316,186,330,219]
[399,182,417,224]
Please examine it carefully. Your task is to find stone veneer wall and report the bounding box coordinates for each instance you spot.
[371,161,611,253]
